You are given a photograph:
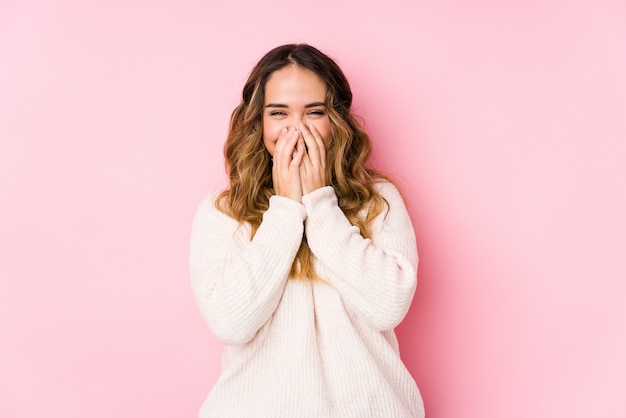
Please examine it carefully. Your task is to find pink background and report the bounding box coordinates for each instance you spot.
[1,1,625,417]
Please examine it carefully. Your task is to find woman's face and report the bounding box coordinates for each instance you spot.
[262,65,332,156]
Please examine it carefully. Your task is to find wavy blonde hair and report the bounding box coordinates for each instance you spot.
[216,44,391,279]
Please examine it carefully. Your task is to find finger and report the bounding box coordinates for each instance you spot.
[273,127,289,165]
[299,123,321,163]
[299,132,314,172]
[291,135,306,168]
[276,127,299,168]
[308,123,326,164]
[299,161,307,182]
[298,136,311,177]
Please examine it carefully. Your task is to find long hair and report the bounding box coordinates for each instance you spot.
[216,43,390,279]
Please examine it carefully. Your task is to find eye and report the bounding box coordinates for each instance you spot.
[269,110,286,117]
[308,109,326,116]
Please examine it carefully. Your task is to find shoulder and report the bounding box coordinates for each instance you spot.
[370,180,418,267]
[195,191,221,212]
[190,190,251,248]
[192,190,238,227]
[372,180,407,208]
[194,191,220,218]
[369,180,414,234]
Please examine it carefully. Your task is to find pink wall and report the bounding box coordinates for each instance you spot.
[1,1,625,417]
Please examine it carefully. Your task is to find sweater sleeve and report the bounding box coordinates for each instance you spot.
[301,182,418,331]
[189,193,306,345]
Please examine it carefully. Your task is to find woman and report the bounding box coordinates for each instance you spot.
[190,43,424,417]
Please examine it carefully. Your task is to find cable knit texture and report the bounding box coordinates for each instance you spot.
[189,181,424,418]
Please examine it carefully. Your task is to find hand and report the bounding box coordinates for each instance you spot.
[272,127,306,202]
[299,123,328,195]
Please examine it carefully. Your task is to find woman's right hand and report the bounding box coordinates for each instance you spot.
[272,127,306,203]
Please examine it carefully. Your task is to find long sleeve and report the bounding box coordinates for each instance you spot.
[189,193,306,345]
[301,182,418,331]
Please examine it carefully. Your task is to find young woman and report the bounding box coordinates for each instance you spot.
[190,44,424,418]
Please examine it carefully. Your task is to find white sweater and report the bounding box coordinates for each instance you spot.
[189,182,424,418]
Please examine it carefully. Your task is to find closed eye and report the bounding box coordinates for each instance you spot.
[269,110,286,117]
[308,109,326,116]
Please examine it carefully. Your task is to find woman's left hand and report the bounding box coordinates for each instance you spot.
[299,123,329,195]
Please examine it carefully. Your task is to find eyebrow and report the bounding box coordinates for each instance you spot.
[265,102,326,109]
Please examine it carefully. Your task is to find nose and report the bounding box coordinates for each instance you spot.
[286,113,305,129]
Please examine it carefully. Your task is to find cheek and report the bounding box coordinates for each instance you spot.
[317,119,333,147]
[262,119,282,155]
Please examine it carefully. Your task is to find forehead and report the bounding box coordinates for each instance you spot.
[264,65,327,104]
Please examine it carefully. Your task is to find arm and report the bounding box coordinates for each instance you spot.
[189,194,306,345]
[302,182,418,331]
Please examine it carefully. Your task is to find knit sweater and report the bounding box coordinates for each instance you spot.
[189,182,424,418]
